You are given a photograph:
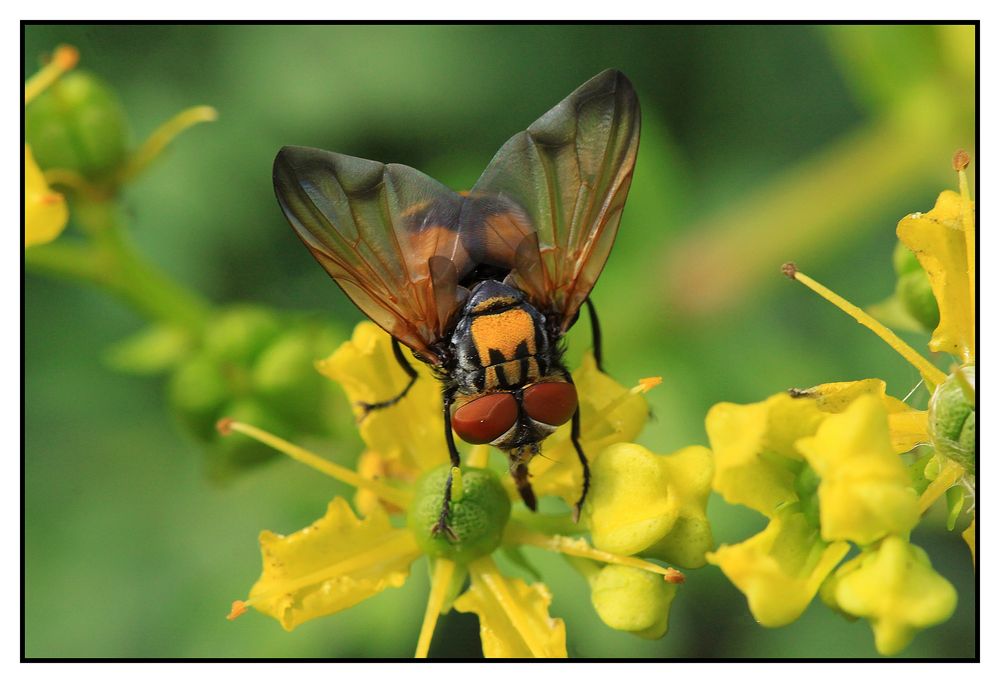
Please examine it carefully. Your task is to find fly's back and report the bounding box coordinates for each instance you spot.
[451,281,549,394]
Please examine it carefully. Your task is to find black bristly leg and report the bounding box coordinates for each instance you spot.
[431,387,461,541]
[570,405,590,523]
[585,297,604,373]
[558,370,590,523]
[357,338,419,418]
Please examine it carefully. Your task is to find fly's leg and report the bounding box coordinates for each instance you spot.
[357,338,419,418]
[585,297,604,373]
[431,387,461,541]
[570,406,590,523]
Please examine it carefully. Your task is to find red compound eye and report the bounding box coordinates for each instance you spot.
[451,393,519,444]
[522,381,578,427]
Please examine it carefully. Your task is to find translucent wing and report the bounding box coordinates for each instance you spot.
[461,69,640,331]
[274,146,471,363]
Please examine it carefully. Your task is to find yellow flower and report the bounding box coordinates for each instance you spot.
[827,536,957,655]
[224,322,687,658]
[781,152,975,513]
[708,508,849,627]
[585,442,713,568]
[23,45,78,247]
[796,394,919,545]
[25,145,69,248]
[705,383,917,626]
[709,154,975,651]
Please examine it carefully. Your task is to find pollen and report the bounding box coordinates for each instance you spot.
[227,600,249,621]
[637,377,662,393]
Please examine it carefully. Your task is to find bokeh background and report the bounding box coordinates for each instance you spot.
[24,24,975,659]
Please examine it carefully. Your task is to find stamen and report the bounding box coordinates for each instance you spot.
[467,444,490,468]
[414,558,456,658]
[585,375,662,438]
[226,600,248,621]
[954,150,976,361]
[634,377,663,394]
[782,263,947,389]
[217,419,413,509]
[504,523,685,584]
[118,105,218,182]
[24,44,79,104]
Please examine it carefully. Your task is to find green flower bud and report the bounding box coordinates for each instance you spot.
[929,365,976,474]
[895,269,940,331]
[892,241,922,276]
[252,324,341,433]
[590,565,677,639]
[168,352,230,440]
[210,398,290,478]
[204,306,281,366]
[24,70,130,180]
[408,466,510,564]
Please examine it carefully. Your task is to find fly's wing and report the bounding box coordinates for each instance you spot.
[460,69,640,331]
[274,146,472,363]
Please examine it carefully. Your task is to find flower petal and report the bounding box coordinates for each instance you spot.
[707,393,824,517]
[585,442,713,568]
[247,498,421,631]
[316,322,447,474]
[589,564,678,639]
[897,191,974,361]
[453,557,567,658]
[833,536,957,655]
[530,353,648,504]
[24,145,68,248]
[707,508,850,627]
[796,394,919,545]
[799,379,929,453]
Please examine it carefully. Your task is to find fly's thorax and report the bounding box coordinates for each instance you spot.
[450,279,550,394]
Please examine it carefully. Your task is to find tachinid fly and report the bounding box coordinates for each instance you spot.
[273,69,640,537]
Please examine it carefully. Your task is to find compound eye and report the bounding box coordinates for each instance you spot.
[451,393,519,444]
[522,381,578,427]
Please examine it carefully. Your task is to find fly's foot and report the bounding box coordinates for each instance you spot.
[431,519,459,542]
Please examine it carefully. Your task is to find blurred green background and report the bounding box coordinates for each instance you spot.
[24,24,975,659]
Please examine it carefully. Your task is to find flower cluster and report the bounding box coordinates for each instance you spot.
[705,154,975,655]
[224,322,714,657]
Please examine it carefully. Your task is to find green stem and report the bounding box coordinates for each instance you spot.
[25,197,213,333]
[510,509,579,536]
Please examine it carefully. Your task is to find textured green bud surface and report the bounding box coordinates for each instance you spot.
[896,269,940,331]
[408,466,510,564]
[25,71,130,179]
[929,366,976,474]
[590,565,677,639]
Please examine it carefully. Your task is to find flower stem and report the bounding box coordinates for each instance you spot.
[25,197,212,334]
[415,558,456,658]
[919,458,965,514]
[117,106,218,184]
[218,419,414,509]
[782,263,948,389]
